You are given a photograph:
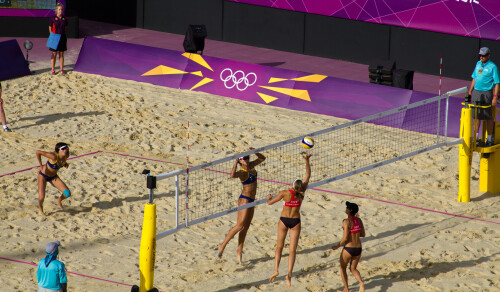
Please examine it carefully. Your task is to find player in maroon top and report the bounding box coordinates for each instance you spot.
[266,153,311,288]
[332,201,366,292]
[48,3,68,75]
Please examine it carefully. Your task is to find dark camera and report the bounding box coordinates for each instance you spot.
[465,94,471,103]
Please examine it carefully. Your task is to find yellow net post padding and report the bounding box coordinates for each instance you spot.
[139,203,156,292]
[458,106,472,202]
[459,102,500,202]
[479,107,500,194]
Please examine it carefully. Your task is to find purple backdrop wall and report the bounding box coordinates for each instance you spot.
[74,37,463,137]
[227,0,500,41]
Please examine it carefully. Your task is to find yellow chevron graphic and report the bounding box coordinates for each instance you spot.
[141,65,188,76]
[291,74,327,83]
[260,86,311,102]
[182,53,214,71]
[190,71,203,77]
[257,92,279,104]
[269,77,288,83]
[190,78,213,91]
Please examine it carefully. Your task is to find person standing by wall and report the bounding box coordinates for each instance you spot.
[49,3,68,75]
[468,47,500,146]
[0,83,11,132]
[36,241,68,292]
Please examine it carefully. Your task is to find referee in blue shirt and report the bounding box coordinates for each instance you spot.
[36,241,67,292]
[469,47,500,146]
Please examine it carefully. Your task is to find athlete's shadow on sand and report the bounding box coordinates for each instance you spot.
[234,219,471,290]
[91,191,175,210]
[218,253,496,292]
[52,190,175,215]
[246,222,432,267]
[362,255,496,291]
[17,111,106,130]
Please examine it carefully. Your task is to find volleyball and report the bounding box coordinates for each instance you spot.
[302,137,314,149]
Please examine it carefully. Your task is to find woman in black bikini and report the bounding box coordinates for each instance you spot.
[332,201,365,292]
[218,147,266,263]
[36,142,71,215]
[266,153,311,289]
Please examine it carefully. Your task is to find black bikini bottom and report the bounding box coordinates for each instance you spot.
[343,246,362,257]
[280,217,301,229]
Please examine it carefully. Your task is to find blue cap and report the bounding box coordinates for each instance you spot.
[45,241,60,254]
[479,47,490,56]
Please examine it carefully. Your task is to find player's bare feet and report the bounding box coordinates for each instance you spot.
[359,284,365,292]
[286,274,291,288]
[236,249,242,264]
[39,208,46,216]
[56,197,64,210]
[269,271,279,283]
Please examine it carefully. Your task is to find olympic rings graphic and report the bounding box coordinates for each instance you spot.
[220,68,257,91]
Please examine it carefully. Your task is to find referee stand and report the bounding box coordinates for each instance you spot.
[459,96,500,202]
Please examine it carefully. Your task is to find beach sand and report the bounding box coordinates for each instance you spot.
[0,71,499,291]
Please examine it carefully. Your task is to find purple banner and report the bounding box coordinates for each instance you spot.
[227,0,500,41]
[74,37,462,137]
[0,39,31,82]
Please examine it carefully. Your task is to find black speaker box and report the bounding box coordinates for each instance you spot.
[369,80,393,86]
[183,24,207,54]
[369,72,392,81]
[368,60,395,75]
[393,69,414,90]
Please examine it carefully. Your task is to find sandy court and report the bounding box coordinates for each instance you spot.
[0,71,499,291]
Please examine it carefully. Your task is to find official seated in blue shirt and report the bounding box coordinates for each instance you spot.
[36,241,67,292]
[469,47,500,147]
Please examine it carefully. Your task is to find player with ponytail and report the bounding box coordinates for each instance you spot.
[266,153,312,288]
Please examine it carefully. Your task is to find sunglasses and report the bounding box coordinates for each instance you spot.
[239,156,250,161]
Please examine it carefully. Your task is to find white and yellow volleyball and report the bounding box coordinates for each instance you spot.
[302,137,314,149]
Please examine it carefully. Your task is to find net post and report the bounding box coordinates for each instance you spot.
[458,107,472,202]
[185,169,189,227]
[147,174,156,204]
[444,94,450,143]
[139,170,157,292]
[437,95,442,143]
[175,175,179,228]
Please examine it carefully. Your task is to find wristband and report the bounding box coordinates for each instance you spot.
[494,94,498,98]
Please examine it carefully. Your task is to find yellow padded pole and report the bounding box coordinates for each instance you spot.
[479,120,500,194]
[458,107,472,202]
[140,203,156,292]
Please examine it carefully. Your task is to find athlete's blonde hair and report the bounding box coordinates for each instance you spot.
[292,179,304,200]
[55,2,64,13]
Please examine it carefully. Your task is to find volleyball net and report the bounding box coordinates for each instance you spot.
[153,87,467,240]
